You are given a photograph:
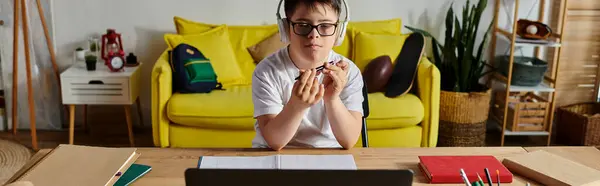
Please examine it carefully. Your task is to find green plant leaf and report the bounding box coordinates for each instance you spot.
[402,0,491,92]
[405,26,443,49]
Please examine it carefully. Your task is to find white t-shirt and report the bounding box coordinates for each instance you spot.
[251,46,364,148]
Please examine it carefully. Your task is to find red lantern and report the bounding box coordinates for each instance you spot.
[101,29,124,64]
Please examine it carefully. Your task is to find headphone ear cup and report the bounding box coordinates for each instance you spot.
[278,18,290,43]
[335,22,348,46]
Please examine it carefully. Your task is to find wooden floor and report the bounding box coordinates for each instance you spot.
[0,105,154,150]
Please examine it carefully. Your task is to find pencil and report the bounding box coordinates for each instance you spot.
[294,61,334,80]
[496,170,500,186]
[484,168,493,186]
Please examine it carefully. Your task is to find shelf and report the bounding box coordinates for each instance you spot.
[504,129,550,136]
[496,29,561,47]
[490,115,550,136]
[492,75,555,92]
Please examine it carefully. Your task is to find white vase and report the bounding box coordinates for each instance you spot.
[75,51,85,61]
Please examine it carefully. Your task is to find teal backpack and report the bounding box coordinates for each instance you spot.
[169,43,223,93]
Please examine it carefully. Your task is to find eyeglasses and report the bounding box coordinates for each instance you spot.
[288,19,338,36]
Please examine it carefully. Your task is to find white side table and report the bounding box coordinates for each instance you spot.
[60,62,143,146]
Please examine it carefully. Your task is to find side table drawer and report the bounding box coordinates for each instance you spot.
[61,77,130,105]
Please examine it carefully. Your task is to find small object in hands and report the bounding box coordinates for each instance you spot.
[517,19,552,40]
[385,32,425,98]
[294,61,335,80]
[460,169,472,186]
[126,52,139,66]
[363,55,393,93]
[484,168,493,186]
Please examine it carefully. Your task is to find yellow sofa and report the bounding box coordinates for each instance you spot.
[151,16,440,148]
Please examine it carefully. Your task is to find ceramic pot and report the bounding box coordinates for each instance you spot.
[76,50,85,61]
[85,60,96,71]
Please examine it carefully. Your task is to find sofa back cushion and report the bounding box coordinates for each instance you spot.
[353,32,411,72]
[173,16,404,83]
[174,16,279,84]
[164,25,246,88]
[335,18,404,60]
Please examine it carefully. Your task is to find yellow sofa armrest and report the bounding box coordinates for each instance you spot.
[151,50,173,147]
[416,57,440,147]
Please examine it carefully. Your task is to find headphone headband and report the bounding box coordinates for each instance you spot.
[276,0,349,22]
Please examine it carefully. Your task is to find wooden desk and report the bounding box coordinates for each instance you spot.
[523,146,600,171]
[13,147,600,186]
[131,147,533,186]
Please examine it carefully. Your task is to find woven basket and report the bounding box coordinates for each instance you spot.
[556,102,600,146]
[438,89,491,147]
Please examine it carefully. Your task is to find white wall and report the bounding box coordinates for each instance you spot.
[49,0,550,128]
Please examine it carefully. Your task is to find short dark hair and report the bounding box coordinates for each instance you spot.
[284,0,342,19]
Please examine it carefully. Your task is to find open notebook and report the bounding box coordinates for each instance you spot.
[198,155,357,170]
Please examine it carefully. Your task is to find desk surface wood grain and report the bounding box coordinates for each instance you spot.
[129,147,534,186]
[523,146,600,171]
[15,147,600,186]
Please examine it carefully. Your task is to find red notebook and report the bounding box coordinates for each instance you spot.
[418,156,513,184]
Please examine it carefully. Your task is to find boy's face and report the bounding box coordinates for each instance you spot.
[287,3,340,63]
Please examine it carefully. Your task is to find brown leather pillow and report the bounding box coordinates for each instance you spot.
[247,32,288,63]
[362,55,393,93]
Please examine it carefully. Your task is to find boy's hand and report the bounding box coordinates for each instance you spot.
[322,60,349,101]
[289,69,325,111]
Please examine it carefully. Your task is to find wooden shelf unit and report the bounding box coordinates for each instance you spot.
[488,0,569,146]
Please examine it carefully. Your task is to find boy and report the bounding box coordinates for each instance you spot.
[252,0,364,150]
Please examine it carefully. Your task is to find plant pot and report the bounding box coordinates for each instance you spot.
[85,60,97,71]
[438,88,492,147]
[75,51,85,61]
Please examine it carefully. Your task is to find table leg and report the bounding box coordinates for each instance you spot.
[136,98,144,127]
[124,105,135,147]
[69,104,75,144]
[83,105,87,132]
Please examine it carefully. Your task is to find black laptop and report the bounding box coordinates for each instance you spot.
[184,168,414,186]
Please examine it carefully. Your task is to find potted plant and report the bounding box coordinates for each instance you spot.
[406,0,494,147]
[85,54,97,71]
[89,38,99,55]
[75,47,85,61]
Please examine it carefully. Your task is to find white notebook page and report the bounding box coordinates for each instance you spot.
[199,156,277,169]
[278,155,357,170]
[198,155,357,170]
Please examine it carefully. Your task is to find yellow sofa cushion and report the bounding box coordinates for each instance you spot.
[367,93,424,129]
[353,31,410,72]
[333,18,403,60]
[167,85,255,130]
[164,25,246,87]
[174,16,279,84]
